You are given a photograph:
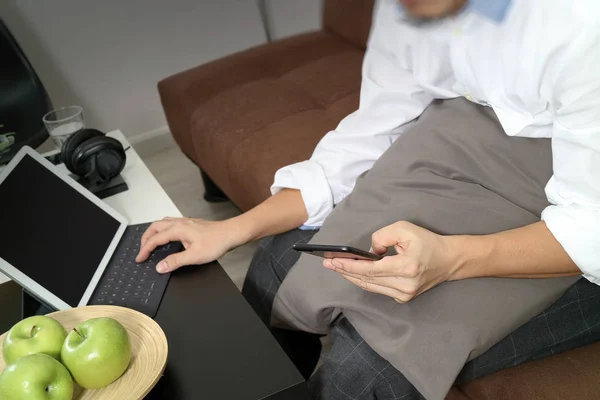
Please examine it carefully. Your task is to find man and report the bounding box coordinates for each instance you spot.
[137,0,600,398]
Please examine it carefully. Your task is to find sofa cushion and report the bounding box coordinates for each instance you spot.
[160,32,359,158]
[180,32,363,210]
[453,341,600,400]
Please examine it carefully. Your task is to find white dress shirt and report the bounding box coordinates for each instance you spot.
[271,0,600,282]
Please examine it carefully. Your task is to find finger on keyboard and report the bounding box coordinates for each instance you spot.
[140,220,173,248]
[136,229,175,262]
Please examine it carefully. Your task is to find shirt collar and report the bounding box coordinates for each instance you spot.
[398,0,512,24]
[465,0,512,23]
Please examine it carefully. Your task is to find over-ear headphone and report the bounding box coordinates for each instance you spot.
[61,129,126,185]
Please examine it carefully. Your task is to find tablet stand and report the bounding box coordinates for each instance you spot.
[21,288,56,319]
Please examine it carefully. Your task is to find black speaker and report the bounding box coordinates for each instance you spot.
[0,19,52,165]
[61,129,126,186]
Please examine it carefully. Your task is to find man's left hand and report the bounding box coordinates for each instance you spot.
[323,221,458,303]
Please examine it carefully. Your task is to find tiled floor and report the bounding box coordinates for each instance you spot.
[134,133,258,290]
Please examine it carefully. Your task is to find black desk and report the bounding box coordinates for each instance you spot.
[0,262,307,399]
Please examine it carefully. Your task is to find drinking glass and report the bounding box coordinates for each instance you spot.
[43,105,84,149]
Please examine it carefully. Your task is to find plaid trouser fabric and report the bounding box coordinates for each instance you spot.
[241,229,600,400]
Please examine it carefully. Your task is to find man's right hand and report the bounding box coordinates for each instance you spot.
[135,217,243,273]
[136,188,308,274]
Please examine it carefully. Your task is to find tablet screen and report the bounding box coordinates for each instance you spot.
[0,154,120,307]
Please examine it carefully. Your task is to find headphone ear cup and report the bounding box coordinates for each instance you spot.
[61,129,103,173]
[96,147,126,181]
[71,136,125,181]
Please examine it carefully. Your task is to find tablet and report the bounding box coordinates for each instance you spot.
[0,146,127,310]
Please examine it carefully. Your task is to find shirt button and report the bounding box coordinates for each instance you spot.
[453,27,462,36]
[465,93,473,101]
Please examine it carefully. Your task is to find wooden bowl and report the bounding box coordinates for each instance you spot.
[0,305,168,400]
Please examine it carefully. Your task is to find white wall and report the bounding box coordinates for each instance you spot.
[0,1,323,140]
[1,0,268,139]
[266,0,322,40]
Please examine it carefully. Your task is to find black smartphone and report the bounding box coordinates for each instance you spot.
[292,243,383,261]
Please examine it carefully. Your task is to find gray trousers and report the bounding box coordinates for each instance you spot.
[242,230,600,399]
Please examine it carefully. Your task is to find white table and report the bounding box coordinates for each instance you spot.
[0,130,181,284]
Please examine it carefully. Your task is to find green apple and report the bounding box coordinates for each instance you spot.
[0,353,73,400]
[2,316,67,364]
[61,317,131,389]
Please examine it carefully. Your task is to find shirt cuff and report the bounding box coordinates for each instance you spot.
[271,160,334,227]
[541,204,600,283]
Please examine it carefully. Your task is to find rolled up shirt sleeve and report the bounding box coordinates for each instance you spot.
[271,0,433,227]
[541,22,600,282]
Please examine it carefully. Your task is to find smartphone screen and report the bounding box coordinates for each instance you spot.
[292,244,382,261]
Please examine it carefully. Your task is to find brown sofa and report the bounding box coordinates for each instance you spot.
[158,1,600,398]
